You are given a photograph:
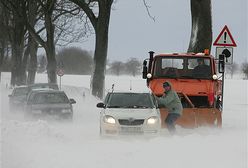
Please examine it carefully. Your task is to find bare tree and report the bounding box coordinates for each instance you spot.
[142,0,212,54]
[70,0,114,98]
[56,47,93,75]
[25,1,39,84]
[241,62,248,79]
[226,62,238,79]
[125,58,141,77]
[1,0,27,86]
[0,3,10,82]
[37,54,47,73]
[24,0,87,83]
[108,61,125,76]
[188,0,212,53]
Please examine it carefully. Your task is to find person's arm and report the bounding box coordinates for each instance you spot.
[154,94,166,107]
[157,92,175,106]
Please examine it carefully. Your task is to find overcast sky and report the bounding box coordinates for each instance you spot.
[68,0,247,64]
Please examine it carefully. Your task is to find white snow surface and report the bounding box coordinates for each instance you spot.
[0,73,247,168]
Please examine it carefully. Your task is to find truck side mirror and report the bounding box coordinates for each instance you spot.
[142,60,148,79]
[218,54,225,73]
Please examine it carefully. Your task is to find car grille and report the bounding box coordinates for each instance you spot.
[42,109,62,114]
[118,119,144,126]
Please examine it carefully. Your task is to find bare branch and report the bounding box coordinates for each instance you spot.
[142,0,155,22]
[70,0,97,28]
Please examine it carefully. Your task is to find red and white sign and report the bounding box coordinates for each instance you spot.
[213,25,237,47]
[56,69,64,76]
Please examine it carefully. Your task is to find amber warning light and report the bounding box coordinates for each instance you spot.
[204,49,209,55]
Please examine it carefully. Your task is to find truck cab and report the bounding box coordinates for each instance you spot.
[143,51,222,128]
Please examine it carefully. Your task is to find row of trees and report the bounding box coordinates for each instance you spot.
[0,0,234,98]
[0,0,90,84]
[38,47,142,76]
[0,0,115,98]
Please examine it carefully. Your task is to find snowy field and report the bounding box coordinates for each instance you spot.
[0,72,247,168]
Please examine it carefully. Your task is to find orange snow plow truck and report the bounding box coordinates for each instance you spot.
[142,50,223,128]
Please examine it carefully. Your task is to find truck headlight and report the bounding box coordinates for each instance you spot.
[103,115,116,124]
[147,116,159,125]
[61,109,72,113]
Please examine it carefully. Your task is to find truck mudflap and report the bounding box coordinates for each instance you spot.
[160,108,222,128]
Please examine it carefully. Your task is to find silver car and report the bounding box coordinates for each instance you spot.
[24,89,76,120]
[97,91,161,136]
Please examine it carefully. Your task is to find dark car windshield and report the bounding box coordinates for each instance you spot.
[32,92,69,104]
[106,93,155,108]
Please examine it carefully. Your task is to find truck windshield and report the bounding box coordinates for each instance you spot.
[153,57,212,79]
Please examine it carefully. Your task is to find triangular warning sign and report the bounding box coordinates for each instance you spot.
[213,25,237,47]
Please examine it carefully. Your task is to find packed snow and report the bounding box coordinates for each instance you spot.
[0,72,247,168]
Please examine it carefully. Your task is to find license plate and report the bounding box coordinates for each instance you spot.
[120,127,142,133]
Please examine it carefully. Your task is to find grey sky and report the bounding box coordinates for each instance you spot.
[69,0,247,64]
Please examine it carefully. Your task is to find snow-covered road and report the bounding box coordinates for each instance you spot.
[1,73,247,168]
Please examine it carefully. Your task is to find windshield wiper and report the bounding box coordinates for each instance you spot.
[180,75,193,78]
[107,105,122,108]
[122,105,151,109]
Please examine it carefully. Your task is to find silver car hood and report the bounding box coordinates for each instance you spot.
[103,108,159,119]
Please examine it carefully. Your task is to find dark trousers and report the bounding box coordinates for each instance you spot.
[165,113,180,134]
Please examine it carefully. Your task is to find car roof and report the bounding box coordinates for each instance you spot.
[28,83,58,87]
[106,89,153,95]
[29,89,64,94]
[13,85,28,89]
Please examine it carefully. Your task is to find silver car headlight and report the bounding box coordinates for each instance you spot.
[61,109,72,113]
[103,115,116,124]
[147,116,159,125]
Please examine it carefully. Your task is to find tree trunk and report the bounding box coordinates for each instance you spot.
[20,46,29,84]
[27,37,38,84]
[11,43,23,86]
[44,2,57,84]
[91,1,112,99]
[0,41,5,83]
[10,9,26,86]
[91,28,108,98]
[46,50,57,84]
[188,0,212,53]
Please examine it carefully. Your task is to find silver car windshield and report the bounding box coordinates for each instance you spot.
[32,92,69,104]
[106,93,155,108]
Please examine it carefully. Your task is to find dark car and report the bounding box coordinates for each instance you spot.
[24,89,76,120]
[9,86,29,112]
[27,83,59,91]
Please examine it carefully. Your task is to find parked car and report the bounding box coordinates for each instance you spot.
[97,91,161,136]
[8,85,29,112]
[24,89,76,120]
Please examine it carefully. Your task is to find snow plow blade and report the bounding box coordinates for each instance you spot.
[160,108,222,128]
